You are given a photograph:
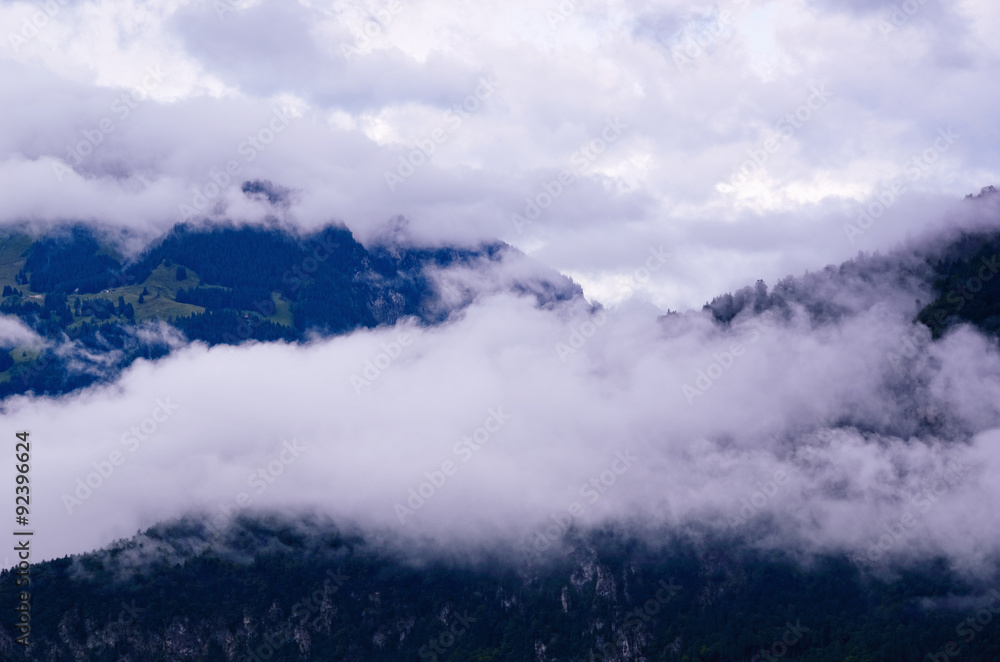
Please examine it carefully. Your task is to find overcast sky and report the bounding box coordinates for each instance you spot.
[4,0,1000,571]
[2,0,999,309]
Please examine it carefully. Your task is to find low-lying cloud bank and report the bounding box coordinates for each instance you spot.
[5,221,1000,576]
[5,0,1000,310]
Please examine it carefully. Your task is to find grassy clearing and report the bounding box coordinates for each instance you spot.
[0,249,300,383]
[0,233,40,299]
[271,291,294,327]
[71,262,206,322]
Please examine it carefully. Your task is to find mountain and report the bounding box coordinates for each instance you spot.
[3,217,1000,661]
[0,515,998,661]
[701,228,1000,341]
[4,218,999,405]
[0,222,582,401]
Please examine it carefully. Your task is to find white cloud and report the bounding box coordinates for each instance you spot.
[2,244,997,573]
[0,0,997,306]
[3,0,1000,571]
[0,315,45,349]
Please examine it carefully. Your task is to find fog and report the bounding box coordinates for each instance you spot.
[4,0,1000,309]
[3,0,1000,575]
[3,215,999,577]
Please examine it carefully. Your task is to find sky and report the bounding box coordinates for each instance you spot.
[2,0,999,310]
[4,0,1000,570]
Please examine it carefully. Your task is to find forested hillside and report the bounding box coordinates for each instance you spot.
[0,517,997,661]
[0,223,578,401]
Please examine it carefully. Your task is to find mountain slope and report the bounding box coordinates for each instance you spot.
[1,516,997,661]
[0,222,582,401]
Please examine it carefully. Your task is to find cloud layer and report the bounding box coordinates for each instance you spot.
[4,220,999,576]
[3,0,1000,308]
[3,0,1000,574]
